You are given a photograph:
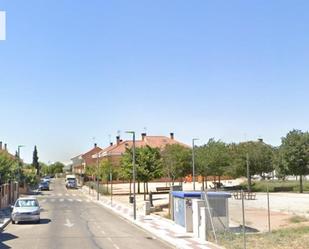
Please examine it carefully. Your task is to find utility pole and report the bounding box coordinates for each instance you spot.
[192,138,199,191]
[126,131,136,220]
[96,152,99,200]
[246,153,250,192]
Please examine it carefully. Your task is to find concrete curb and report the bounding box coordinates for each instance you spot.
[0,218,11,231]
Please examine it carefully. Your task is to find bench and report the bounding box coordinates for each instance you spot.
[273,186,293,192]
[233,191,256,200]
[149,187,171,206]
[156,187,170,192]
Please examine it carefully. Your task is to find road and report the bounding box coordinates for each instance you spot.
[0,178,172,249]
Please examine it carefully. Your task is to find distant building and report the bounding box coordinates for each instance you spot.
[93,132,188,171]
[71,143,102,175]
[0,141,15,159]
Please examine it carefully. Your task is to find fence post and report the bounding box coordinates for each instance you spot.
[241,190,246,249]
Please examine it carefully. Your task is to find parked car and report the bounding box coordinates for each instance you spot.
[38,181,49,191]
[42,175,51,183]
[11,197,41,224]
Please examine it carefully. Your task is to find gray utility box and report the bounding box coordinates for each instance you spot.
[171,191,231,234]
[171,192,202,232]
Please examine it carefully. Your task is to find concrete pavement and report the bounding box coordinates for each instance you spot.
[1,179,174,249]
[81,186,223,249]
[0,208,11,231]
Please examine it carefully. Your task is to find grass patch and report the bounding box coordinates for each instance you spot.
[289,215,308,223]
[218,225,309,249]
[240,180,309,193]
[85,181,110,195]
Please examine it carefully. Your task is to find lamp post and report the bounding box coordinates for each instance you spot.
[96,152,100,201]
[17,145,25,182]
[192,138,199,191]
[126,131,136,220]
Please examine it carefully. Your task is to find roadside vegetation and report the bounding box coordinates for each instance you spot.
[241,180,309,193]
[84,129,309,195]
[0,146,64,188]
[218,225,309,249]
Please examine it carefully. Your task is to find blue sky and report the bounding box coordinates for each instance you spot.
[1,1,309,163]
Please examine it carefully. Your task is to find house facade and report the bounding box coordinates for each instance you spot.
[71,144,102,175]
[93,132,188,170]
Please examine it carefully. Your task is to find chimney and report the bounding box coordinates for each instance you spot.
[110,142,113,146]
[0,141,2,150]
[116,136,120,145]
[170,132,174,140]
[4,143,7,151]
[141,133,146,141]
[94,143,97,148]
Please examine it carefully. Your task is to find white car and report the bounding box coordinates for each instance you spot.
[11,197,41,224]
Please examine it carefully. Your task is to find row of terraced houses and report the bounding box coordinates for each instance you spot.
[71,133,188,183]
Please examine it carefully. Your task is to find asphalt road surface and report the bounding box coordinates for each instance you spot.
[0,178,172,249]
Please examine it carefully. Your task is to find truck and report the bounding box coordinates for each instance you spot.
[65,174,77,189]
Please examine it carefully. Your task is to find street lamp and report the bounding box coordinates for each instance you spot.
[192,138,199,191]
[126,131,136,220]
[17,145,25,159]
[17,145,25,182]
[96,152,100,201]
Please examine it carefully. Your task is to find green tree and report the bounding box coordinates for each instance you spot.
[280,129,309,193]
[50,162,65,174]
[272,147,289,180]
[195,139,230,189]
[136,146,163,198]
[161,144,191,185]
[120,146,163,197]
[40,162,50,176]
[0,151,18,184]
[230,140,274,191]
[32,146,40,176]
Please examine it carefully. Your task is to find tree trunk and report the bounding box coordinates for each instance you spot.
[138,181,140,194]
[202,176,205,190]
[143,182,146,200]
[248,175,252,192]
[129,179,132,196]
[300,174,303,193]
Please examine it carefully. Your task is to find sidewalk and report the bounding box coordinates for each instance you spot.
[0,208,11,231]
[80,186,223,249]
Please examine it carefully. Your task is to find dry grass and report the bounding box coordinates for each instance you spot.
[218,225,309,249]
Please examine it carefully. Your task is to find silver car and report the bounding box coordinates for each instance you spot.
[11,197,41,224]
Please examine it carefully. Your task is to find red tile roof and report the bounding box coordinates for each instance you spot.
[97,135,188,157]
[81,146,102,166]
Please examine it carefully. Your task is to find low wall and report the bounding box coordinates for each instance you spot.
[0,181,19,209]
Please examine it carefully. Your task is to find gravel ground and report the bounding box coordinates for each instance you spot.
[107,180,309,233]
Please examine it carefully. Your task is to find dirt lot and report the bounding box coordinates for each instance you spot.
[110,181,309,232]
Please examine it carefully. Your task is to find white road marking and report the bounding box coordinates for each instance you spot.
[58,193,62,196]
[113,244,120,249]
[64,218,74,228]
[101,230,106,234]
[77,199,82,202]
[50,199,55,202]
[72,194,77,197]
[60,198,64,202]
[65,193,69,196]
[68,199,73,202]
[106,237,120,249]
